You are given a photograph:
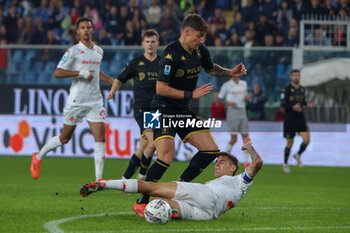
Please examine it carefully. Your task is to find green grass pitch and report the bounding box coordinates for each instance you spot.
[0,155,349,233]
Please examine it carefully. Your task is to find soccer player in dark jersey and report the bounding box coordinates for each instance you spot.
[133,14,247,216]
[280,69,312,173]
[107,29,160,180]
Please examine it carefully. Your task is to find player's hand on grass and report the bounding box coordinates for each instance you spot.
[292,103,303,112]
[231,62,247,77]
[193,83,213,99]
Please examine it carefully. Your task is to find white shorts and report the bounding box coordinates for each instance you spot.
[226,108,249,134]
[63,104,106,126]
[173,182,216,220]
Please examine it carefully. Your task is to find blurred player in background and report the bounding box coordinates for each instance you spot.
[280,69,312,173]
[30,18,114,181]
[107,29,160,180]
[133,14,247,216]
[80,138,263,220]
[218,76,251,166]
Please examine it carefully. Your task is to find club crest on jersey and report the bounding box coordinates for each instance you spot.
[138,61,145,66]
[181,56,186,61]
[164,65,171,75]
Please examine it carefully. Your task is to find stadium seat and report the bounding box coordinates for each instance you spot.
[25,71,37,84]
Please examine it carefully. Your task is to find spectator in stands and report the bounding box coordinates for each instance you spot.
[247,83,266,120]
[325,0,338,16]
[61,7,80,44]
[258,34,278,102]
[255,12,276,46]
[105,5,119,38]
[275,32,286,46]
[205,23,218,46]
[0,25,9,42]
[17,17,34,44]
[144,0,162,27]
[180,0,195,16]
[286,25,299,46]
[261,0,278,21]
[243,30,256,63]
[34,0,50,23]
[241,0,259,26]
[226,32,243,46]
[98,28,112,45]
[229,12,246,39]
[131,7,146,37]
[30,17,47,44]
[207,7,227,38]
[0,6,5,26]
[340,0,350,13]
[14,17,25,44]
[84,4,103,31]
[73,0,85,16]
[4,4,18,43]
[40,29,60,62]
[114,5,130,45]
[292,0,309,21]
[47,0,65,31]
[0,38,8,84]
[313,28,331,45]
[305,0,327,19]
[163,0,183,22]
[158,7,179,45]
[276,0,293,30]
[333,24,346,46]
[124,20,139,45]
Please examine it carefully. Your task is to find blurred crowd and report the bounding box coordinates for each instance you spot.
[0,0,349,47]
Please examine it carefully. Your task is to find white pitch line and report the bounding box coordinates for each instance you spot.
[44,207,350,233]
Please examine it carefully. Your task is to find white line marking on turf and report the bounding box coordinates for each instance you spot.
[44,212,133,233]
[44,207,350,233]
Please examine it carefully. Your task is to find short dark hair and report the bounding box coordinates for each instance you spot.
[291,69,300,74]
[217,152,239,176]
[142,29,159,41]
[76,17,94,29]
[182,14,208,33]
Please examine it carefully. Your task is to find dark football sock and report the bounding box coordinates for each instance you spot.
[178,150,219,182]
[298,143,308,156]
[123,154,140,179]
[139,153,153,175]
[284,147,291,164]
[137,159,170,204]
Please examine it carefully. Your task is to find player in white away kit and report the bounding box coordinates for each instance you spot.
[30,18,115,181]
[80,138,263,220]
[218,76,252,166]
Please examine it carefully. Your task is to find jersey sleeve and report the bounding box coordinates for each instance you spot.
[117,59,136,83]
[157,46,179,85]
[57,48,75,70]
[200,45,214,70]
[218,82,227,100]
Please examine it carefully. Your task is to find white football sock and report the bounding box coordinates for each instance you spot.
[244,150,250,164]
[37,135,62,160]
[226,143,233,153]
[103,179,138,193]
[94,142,105,181]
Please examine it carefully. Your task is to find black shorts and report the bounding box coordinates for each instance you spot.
[283,115,309,139]
[134,108,153,139]
[153,109,211,143]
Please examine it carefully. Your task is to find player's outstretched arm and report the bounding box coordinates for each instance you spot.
[205,62,247,78]
[242,138,263,178]
[99,71,113,84]
[107,79,122,99]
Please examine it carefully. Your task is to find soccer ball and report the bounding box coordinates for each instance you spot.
[144,199,172,224]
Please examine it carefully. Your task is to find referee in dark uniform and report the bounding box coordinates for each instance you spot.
[133,14,247,216]
[280,69,312,173]
[108,29,160,180]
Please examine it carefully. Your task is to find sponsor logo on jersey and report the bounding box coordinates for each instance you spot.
[164,65,171,75]
[82,60,101,65]
[80,51,85,54]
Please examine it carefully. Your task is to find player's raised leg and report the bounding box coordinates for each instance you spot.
[31,124,75,179]
[88,121,106,181]
[178,131,219,182]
